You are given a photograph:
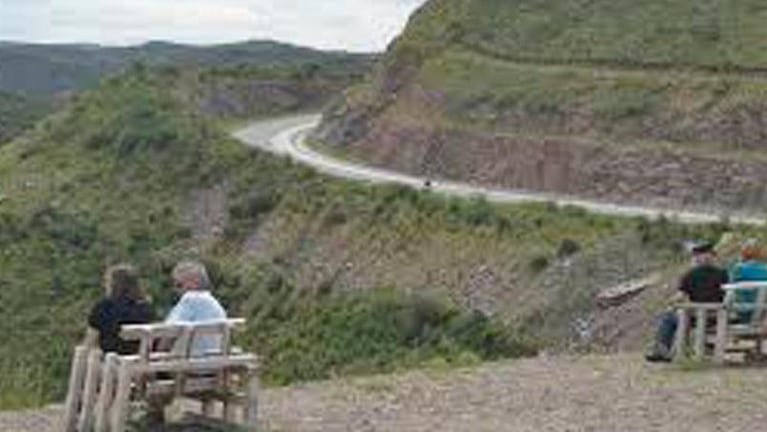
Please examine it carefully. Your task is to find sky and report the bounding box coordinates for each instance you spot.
[0,0,427,52]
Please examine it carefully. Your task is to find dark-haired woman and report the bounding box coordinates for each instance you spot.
[84,264,155,354]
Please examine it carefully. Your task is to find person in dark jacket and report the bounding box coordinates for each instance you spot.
[84,264,154,354]
[645,241,728,362]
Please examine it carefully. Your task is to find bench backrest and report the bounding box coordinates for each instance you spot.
[120,318,246,362]
[723,282,767,327]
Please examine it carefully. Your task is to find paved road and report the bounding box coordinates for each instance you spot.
[233,115,765,226]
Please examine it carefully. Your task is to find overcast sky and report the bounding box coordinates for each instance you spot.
[0,0,427,52]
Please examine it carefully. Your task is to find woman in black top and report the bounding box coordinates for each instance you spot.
[85,264,155,354]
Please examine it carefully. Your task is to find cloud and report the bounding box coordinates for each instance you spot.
[0,0,427,51]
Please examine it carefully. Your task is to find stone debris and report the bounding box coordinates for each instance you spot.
[596,273,662,308]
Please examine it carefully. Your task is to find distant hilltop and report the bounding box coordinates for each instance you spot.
[0,39,375,95]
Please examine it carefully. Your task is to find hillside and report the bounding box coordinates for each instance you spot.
[0,40,373,95]
[0,91,49,143]
[1,64,759,413]
[194,63,365,121]
[315,0,767,215]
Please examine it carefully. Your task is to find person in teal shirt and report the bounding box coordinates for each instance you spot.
[729,241,767,323]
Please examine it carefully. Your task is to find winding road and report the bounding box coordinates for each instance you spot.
[234,114,766,226]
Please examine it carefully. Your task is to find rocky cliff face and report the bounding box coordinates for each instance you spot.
[316,0,767,215]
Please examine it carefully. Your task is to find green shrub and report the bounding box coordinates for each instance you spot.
[529,255,550,273]
[557,239,582,259]
[247,288,538,385]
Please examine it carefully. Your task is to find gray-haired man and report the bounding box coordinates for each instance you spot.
[166,261,227,356]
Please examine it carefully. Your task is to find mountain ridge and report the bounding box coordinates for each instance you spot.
[0,39,374,95]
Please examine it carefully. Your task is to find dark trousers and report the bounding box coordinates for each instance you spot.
[655,311,678,352]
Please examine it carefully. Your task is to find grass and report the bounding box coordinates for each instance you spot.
[401,0,767,71]
[411,48,767,156]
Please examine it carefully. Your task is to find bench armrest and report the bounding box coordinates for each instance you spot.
[133,354,258,374]
[676,302,726,311]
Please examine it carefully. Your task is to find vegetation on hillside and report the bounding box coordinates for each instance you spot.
[397,0,767,70]
[0,91,49,144]
[195,62,368,121]
[415,49,767,154]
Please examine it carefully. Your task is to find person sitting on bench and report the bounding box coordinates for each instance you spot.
[165,261,228,356]
[729,240,767,324]
[645,241,728,362]
[85,264,155,355]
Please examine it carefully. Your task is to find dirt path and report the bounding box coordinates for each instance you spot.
[6,355,767,432]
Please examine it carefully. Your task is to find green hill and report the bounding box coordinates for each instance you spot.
[0,40,373,95]
[397,0,767,69]
[316,0,767,214]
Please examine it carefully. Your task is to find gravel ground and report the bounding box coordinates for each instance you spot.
[5,355,767,432]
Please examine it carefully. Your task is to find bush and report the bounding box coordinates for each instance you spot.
[557,238,581,259]
[247,288,538,385]
[529,255,550,273]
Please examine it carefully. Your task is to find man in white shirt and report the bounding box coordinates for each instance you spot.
[166,261,227,356]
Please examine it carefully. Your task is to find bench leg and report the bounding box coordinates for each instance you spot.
[110,363,132,432]
[714,308,728,365]
[694,309,707,360]
[77,349,102,432]
[243,370,259,430]
[220,369,236,422]
[61,346,89,432]
[673,309,689,360]
[201,399,215,417]
[223,399,236,423]
[95,353,118,432]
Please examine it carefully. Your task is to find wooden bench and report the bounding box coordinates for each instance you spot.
[61,318,259,432]
[674,282,767,364]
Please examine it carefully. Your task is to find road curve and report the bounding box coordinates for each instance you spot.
[233,115,765,226]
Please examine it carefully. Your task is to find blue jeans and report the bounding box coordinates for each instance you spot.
[655,311,678,351]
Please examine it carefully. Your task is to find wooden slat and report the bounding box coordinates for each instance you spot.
[223,399,236,423]
[61,346,88,432]
[751,287,767,327]
[94,353,118,432]
[244,368,259,428]
[202,399,215,417]
[120,319,246,341]
[77,348,102,432]
[723,282,767,290]
[110,362,133,432]
[174,326,195,400]
[674,309,689,359]
[754,288,767,359]
[146,377,225,397]
[134,354,257,374]
[694,309,707,359]
[714,308,728,364]
[676,303,725,311]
